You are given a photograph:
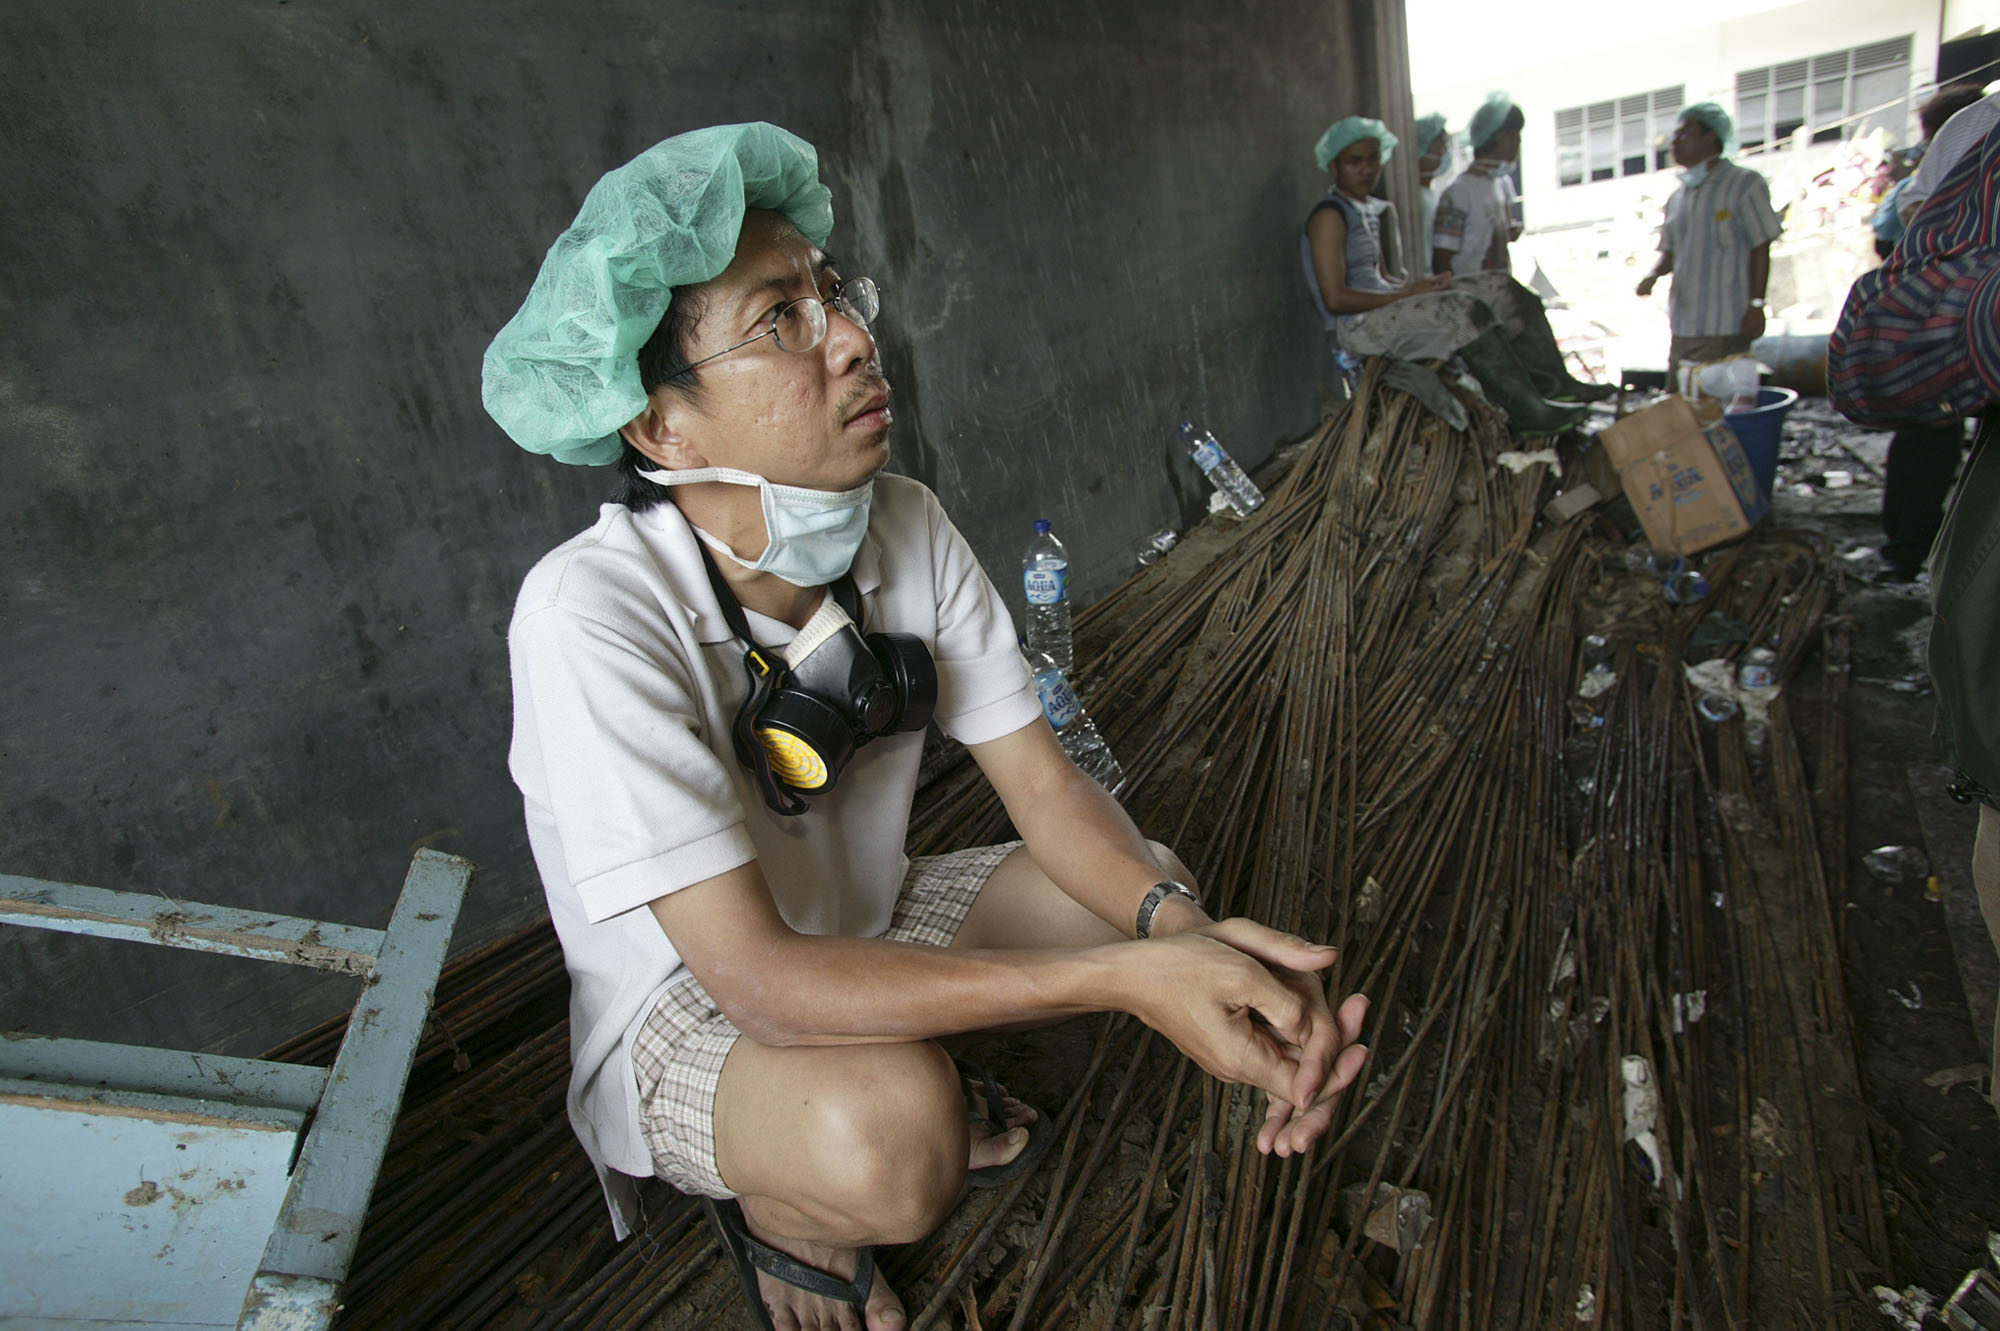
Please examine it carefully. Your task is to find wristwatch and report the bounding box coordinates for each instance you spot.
[1747,298,1768,309]
[1136,880,1201,939]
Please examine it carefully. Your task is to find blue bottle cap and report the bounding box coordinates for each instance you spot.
[1033,518,1051,533]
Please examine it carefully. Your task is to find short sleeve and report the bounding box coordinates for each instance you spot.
[509,602,757,923]
[920,497,1042,745]
[1433,181,1468,251]
[1739,173,1782,247]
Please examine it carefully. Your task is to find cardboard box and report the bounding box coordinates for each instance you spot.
[1597,396,1769,555]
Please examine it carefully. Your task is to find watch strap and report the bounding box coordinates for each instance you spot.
[1136,880,1200,939]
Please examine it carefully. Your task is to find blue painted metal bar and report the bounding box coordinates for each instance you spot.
[0,1075,309,1136]
[239,848,473,1326]
[0,1035,328,1117]
[0,875,384,976]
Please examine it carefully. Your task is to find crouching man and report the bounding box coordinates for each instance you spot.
[483,123,1371,1331]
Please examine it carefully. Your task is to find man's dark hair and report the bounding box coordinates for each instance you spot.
[1474,105,1526,156]
[1922,83,1988,142]
[615,287,708,511]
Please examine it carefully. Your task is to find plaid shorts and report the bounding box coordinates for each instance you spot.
[631,840,1021,1198]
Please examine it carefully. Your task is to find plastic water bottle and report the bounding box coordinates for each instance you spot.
[1179,422,1264,516]
[1737,645,1777,691]
[1022,519,1072,674]
[1663,568,1711,604]
[1024,645,1126,794]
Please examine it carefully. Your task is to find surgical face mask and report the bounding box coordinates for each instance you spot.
[638,464,873,586]
[1681,160,1713,187]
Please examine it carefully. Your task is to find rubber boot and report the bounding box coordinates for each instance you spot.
[1511,326,1618,402]
[1481,279,1620,402]
[1457,330,1591,435]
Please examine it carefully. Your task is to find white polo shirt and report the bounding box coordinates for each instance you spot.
[507,472,1043,1233]
[1432,168,1516,276]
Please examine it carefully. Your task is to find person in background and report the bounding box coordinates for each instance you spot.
[1433,92,1524,278]
[1634,103,1782,371]
[1302,115,1608,434]
[1414,111,1452,263]
[1899,82,1998,225]
[1879,85,1986,254]
[1829,116,2000,1115]
[1870,82,1987,580]
[1870,150,1919,262]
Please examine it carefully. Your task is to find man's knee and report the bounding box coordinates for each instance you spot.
[812,1044,967,1241]
[1147,839,1195,889]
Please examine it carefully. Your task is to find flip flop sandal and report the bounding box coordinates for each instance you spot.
[703,1196,875,1331]
[956,1058,1053,1189]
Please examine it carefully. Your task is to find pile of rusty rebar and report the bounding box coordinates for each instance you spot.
[317,362,1891,1329]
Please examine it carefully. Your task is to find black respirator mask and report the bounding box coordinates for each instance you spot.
[698,543,937,816]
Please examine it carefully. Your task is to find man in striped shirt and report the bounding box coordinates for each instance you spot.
[1635,103,1783,370]
[1829,118,2000,1112]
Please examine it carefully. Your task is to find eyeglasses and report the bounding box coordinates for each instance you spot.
[682,276,881,373]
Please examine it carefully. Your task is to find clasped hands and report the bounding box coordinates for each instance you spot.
[1133,918,1371,1157]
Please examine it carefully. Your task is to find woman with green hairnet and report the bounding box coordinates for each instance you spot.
[1303,113,1612,433]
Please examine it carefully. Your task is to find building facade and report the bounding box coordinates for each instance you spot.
[1418,0,1953,232]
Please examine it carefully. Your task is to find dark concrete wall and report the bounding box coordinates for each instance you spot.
[0,1,1412,1054]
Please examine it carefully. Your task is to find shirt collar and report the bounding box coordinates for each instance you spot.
[632,501,882,646]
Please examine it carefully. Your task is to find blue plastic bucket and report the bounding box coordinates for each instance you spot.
[1722,387,1798,498]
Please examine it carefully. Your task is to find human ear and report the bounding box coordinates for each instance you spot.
[617,390,709,470]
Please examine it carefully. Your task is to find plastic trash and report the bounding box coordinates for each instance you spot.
[1179,422,1264,517]
[1023,644,1125,794]
[1022,519,1072,674]
[1136,528,1179,567]
[1664,568,1711,604]
[1823,469,1854,488]
[1863,845,1930,883]
[1623,545,1708,603]
[1620,1054,1664,1186]
[1876,1284,1940,1331]
[1737,645,1778,691]
[1696,692,1739,723]
[1889,980,1924,1010]
[1625,547,1685,579]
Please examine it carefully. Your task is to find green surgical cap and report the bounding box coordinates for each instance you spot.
[1679,102,1738,157]
[1314,116,1399,172]
[1468,92,1518,152]
[1415,112,1449,154]
[482,122,835,466]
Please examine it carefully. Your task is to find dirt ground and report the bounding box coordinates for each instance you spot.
[1769,403,2000,1309]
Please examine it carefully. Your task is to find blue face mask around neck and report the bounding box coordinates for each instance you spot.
[637,464,874,587]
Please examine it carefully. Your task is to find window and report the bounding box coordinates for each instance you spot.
[1554,86,1683,188]
[1737,37,1910,151]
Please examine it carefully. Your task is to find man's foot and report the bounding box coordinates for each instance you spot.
[737,1197,906,1331]
[963,1072,1038,1174]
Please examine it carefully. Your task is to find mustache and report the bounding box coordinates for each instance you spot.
[837,369,892,419]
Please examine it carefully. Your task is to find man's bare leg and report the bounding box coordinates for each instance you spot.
[707,841,1176,1329]
[712,1038,1032,1330]
[953,840,1186,951]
